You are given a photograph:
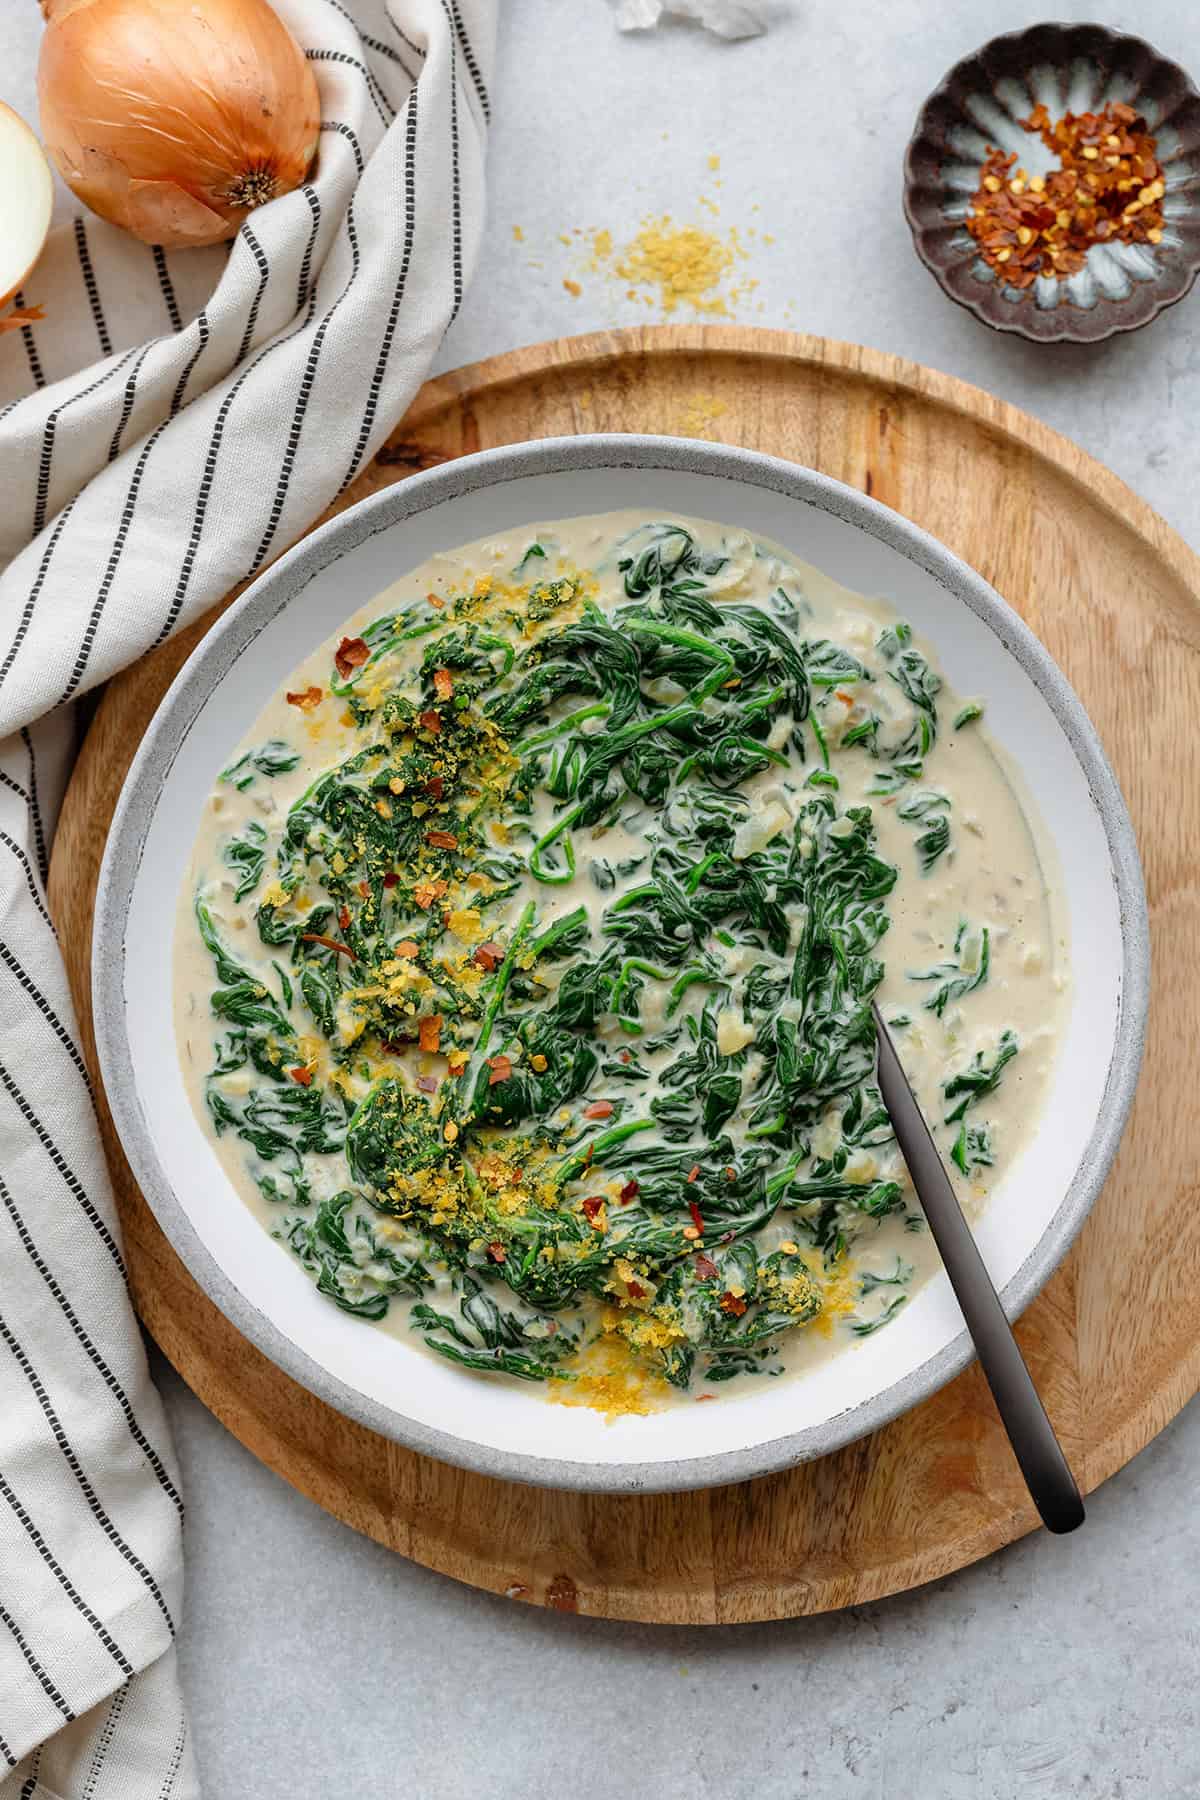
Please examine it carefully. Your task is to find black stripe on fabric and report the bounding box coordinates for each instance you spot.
[57,418,170,704]
[0,1733,12,1770]
[0,831,56,936]
[152,246,183,332]
[307,47,393,126]
[1,497,78,697]
[0,1173,184,1517]
[20,730,48,885]
[0,942,94,1097]
[0,769,30,807]
[339,89,419,495]
[74,220,113,357]
[234,228,270,365]
[158,1716,188,1800]
[363,30,415,81]
[447,0,490,121]
[20,1746,42,1799]
[170,311,209,418]
[108,344,154,464]
[442,3,464,322]
[391,20,426,60]
[31,351,140,538]
[12,292,45,391]
[307,43,394,125]
[0,1059,127,1277]
[82,1681,129,1800]
[318,118,365,177]
[154,249,323,649]
[0,1315,175,1634]
[248,202,362,575]
[0,1468,135,1676]
[296,187,321,312]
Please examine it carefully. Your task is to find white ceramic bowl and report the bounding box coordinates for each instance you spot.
[94,437,1149,1493]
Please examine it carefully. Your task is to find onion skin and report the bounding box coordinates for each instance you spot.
[38,0,321,248]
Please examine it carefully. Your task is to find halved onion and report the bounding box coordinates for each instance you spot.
[0,102,53,308]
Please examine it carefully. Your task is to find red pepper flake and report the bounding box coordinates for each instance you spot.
[425,775,445,800]
[300,932,356,960]
[583,1101,614,1119]
[619,1179,639,1203]
[687,1197,705,1236]
[725,1167,736,1182]
[626,1279,646,1300]
[287,1065,313,1086]
[487,1054,512,1086]
[427,592,445,609]
[285,685,322,710]
[394,939,419,958]
[694,1393,717,1404]
[583,1143,595,1168]
[382,871,400,888]
[473,941,503,971]
[337,906,351,931]
[334,636,369,679]
[357,882,370,897]
[425,829,458,850]
[686,1164,700,1183]
[835,688,854,705]
[581,1195,606,1223]
[966,100,1165,290]
[486,1241,506,1264]
[413,878,448,910]
[419,709,442,735]
[618,1048,632,1064]
[418,1015,442,1053]
[695,1252,719,1281]
[719,1291,748,1317]
[433,668,455,701]
[416,1074,439,1094]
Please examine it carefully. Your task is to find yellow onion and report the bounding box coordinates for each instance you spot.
[38,0,321,249]
[0,102,53,308]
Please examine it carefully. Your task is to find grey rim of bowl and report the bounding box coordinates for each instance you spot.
[94,434,1150,1496]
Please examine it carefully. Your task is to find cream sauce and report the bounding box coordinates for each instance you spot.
[173,511,1067,1407]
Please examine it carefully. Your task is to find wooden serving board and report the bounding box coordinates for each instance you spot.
[48,326,1200,1623]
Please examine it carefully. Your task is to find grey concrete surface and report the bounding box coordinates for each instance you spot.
[7,0,1200,1792]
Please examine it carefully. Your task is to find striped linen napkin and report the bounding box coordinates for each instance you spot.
[0,1,495,1790]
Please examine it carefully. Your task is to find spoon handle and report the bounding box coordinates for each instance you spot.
[872,1006,1085,1535]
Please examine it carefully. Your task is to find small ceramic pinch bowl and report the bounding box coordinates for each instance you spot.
[904,22,1200,342]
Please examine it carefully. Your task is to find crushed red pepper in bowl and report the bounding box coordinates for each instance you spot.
[966,101,1165,289]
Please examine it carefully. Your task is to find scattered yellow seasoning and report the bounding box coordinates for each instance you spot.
[674,391,728,439]
[511,223,524,242]
[613,217,741,316]
[562,277,582,297]
[707,153,720,171]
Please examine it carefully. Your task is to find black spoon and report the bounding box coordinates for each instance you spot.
[872,1003,1085,1535]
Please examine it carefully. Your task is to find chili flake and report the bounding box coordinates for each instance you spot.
[695,1252,719,1281]
[383,872,400,889]
[285,685,322,710]
[433,668,455,701]
[337,905,351,931]
[474,941,504,971]
[425,775,445,800]
[419,709,442,735]
[425,829,458,850]
[334,636,369,679]
[719,1291,748,1317]
[687,1197,705,1236]
[486,1241,506,1264]
[619,1179,639,1203]
[287,1065,313,1086]
[966,101,1166,289]
[413,878,448,909]
[418,1015,442,1053]
[583,1100,614,1119]
[394,939,419,958]
[581,1195,607,1229]
[300,932,356,960]
[487,1054,513,1085]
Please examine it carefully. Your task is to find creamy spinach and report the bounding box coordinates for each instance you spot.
[175,514,1064,1411]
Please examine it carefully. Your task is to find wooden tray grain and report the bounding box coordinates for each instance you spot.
[48,326,1199,1622]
